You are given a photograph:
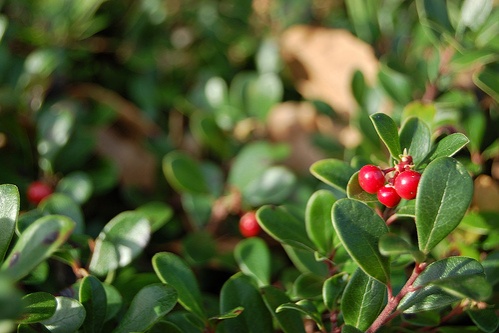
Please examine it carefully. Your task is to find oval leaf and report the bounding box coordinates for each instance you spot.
[113,284,177,333]
[234,237,271,287]
[1,215,74,281]
[342,268,386,331]
[162,151,209,194]
[0,184,19,262]
[415,157,473,254]
[332,198,390,284]
[261,286,306,333]
[40,296,85,333]
[55,171,93,204]
[152,252,206,321]
[370,113,401,158]
[310,159,356,192]
[80,275,107,333]
[399,117,431,166]
[243,166,296,206]
[18,292,57,324]
[323,273,347,311]
[420,133,470,167]
[305,190,336,255]
[39,193,84,234]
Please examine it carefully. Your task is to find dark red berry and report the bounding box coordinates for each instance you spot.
[394,170,421,200]
[359,165,386,194]
[377,185,401,208]
[27,181,53,205]
[239,211,260,238]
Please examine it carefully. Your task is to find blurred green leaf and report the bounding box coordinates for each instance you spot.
[181,193,213,229]
[377,66,412,105]
[190,112,233,158]
[401,102,436,129]
[152,252,206,322]
[220,273,273,333]
[459,0,493,32]
[113,284,177,333]
[56,171,93,205]
[244,166,296,206]
[292,273,324,299]
[467,308,499,333]
[136,201,173,232]
[1,215,74,281]
[342,268,386,331]
[18,292,57,324]
[310,159,356,193]
[39,193,84,234]
[345,0,380,43]
[473,64,499,102]
[205,76,228,110]
[416,0,454,40]
[415,157,473,254]
[246,73,283,120]
[102,283,122,322]
[182,231,216,265]
[370,112,402,158]
[89,211,150,276]
[163,151,209,194]
[40,296,85,333]
[305,190,336,255]
[0,275,23,320]
[379,233,425,263]
[399,117,431,166]
[261,286,306,333]
[80,275,106,333]
[332,198,390,284]
[0,184,19,262]
[234,237,271,287]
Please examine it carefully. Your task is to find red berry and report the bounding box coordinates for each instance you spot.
[377,185,401,208]
[27,181,53,205]
[239,211,260,238]
[394,170,421,200]
[359,165,386,194]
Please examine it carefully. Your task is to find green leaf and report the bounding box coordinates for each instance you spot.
[136,201,173,232]
[332,199,390,284]
[38,193,84,234]
[80,275,107,333]
[1,215,74,281]
[342,325,364,333]
[113,284,177,333]
[277,300,324,331]
[467,308,499,333]
[261,286,306,333]
[292,273,324,299]
[399,117,431,166]
[162,151,209,194]
[322,273,347,311]
[17,323,51,333]
[243,166,296,206]
[182,231,216,265]
[205,76,228,110]
[152,252,206,321]
[399,257,490,313]
[346,172,378,202]
[416,0,454,40]
[256,206,315,251]
[0,184,19,262]
[401,102,436,129]
[379,233,425,263]
[234,237,271,287]
[56,171,93,204]
[377,66,412,105]
[342,268,386,331]
[89,211,150,276]
[345,0,379,43]
[102,283,122,322]
[246,72,283,120]
[18,292,57,324]
[219,273,273,333]
[40,297,85,333]
[420,133,470,167]
[0,275,23,320]
[310,159,356,193]
[283,245,328,277]
[190,112,233,158]
[370,113,402,158]
[209,306,244,322]
[415,157,473,254]
[305,190,336,255]
[473,65,499,102]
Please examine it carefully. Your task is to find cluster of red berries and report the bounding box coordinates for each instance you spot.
[358,155,421,208]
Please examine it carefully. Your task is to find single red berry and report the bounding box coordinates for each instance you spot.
[359,165,386,194]
[27,181,53,205]
[394,170,421,200]
[377,185,401,208]
[239,211,260,238]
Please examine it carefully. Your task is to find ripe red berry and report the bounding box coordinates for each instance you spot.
[359,165,386,194]
[239,211,260,238]
[394,170,421,200]
[27,181,53,205]
[377,185,401,208]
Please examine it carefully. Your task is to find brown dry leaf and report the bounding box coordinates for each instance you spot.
[471,174,499,212]
[96,127,157,190]
[280,25,379,116]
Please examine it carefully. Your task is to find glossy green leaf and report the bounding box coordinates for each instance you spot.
[467,308,499,333]
[399,257,490,313]
[346,172,377,202]
[420,133,470,167]
[332,198,390,284]
[415,157,473,254]
[162,151,209,194]
[257,205,315,251]
[399,117,431,166]
[39,193,84,234]
[80,275,106,333]
[342,268,386,331]
[40,296,85,333]
[283,245,328,277]
[136,201,173,232]
[0,184,19,262]
[261,286,306,333]
[292,273,324,299]
[277,300,324,331]
[377,66,412,105]
[56,171,93,204]
[370,113,402,158]
[379,233,425,263]
[102,283,122,322]
[18,292,57,324]
[113,284,177,333]
[89,211,150,276]
[305,190,336,254]
[234,237,271,287]
[322,273,347,311]
[310,159,356,193]
[152,252,206,321]
[1,215,74,281]
[220,273,273,333]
